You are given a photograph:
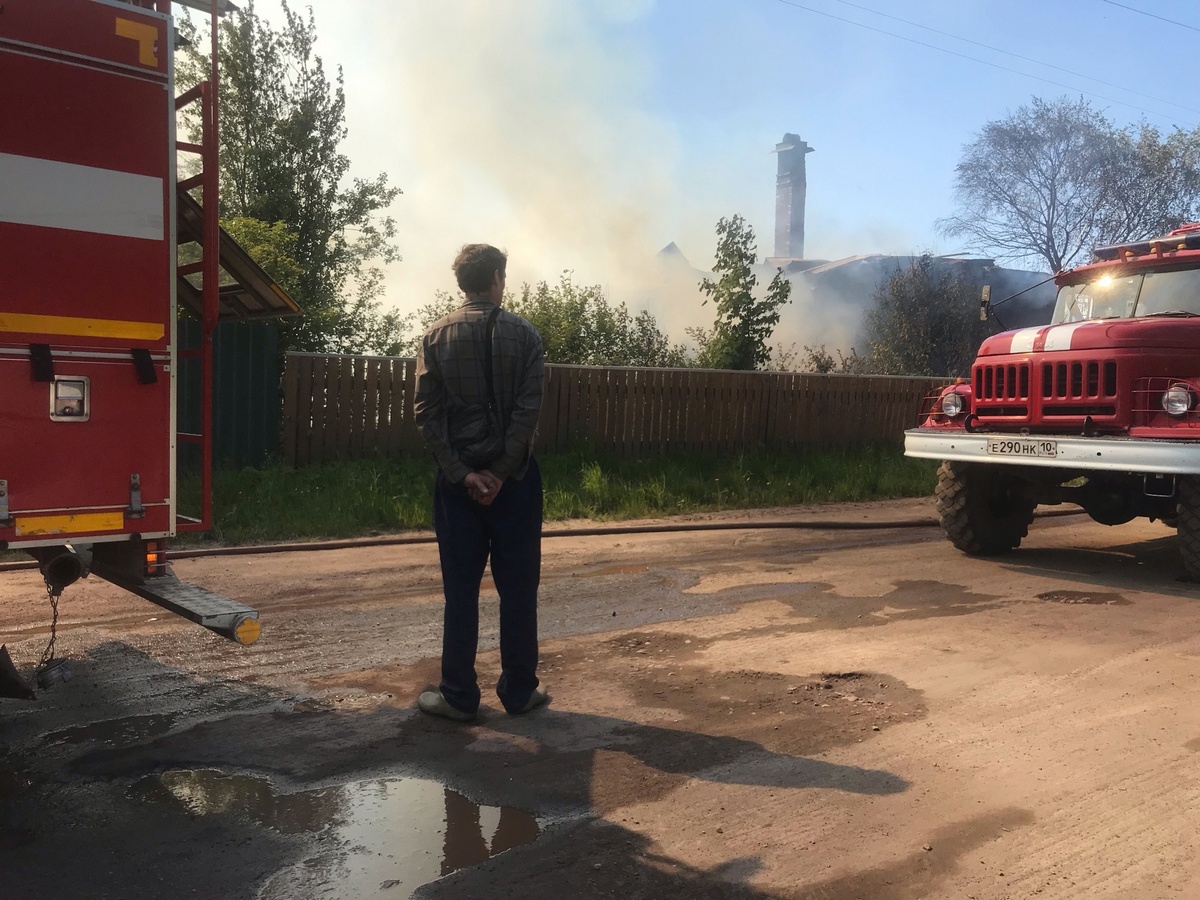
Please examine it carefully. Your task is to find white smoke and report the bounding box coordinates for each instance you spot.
[240,0,933,358]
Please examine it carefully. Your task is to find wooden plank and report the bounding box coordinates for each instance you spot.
[401,359,420,454]
[609,369,624,457]
[672,368,686,451]
[698,371,715,455]
[375,358,394,460]
[629,368,643,458]
[394,357,413,458]
[537,366,557,455]
[333,356,353,461]
[362,358,381,458]
[658,368,672,452]
[686,367,700,453]
[563,366,581,451]
[691,370,708,454]
[586,368,604,454]
[555,366,571,451]
[616,369,633,457]
[308,356,330,464]
[764,372,781,447]
[716,371,731,454]
[324,356,343,463]
[781,372,796,447]
[349,356,367,459]
[600,368,616,455]
[792,373,811,447]
[644,367,661,455]
[294,354,314,466]
[678,370,693,452]
[294,355,312,466]
[750,372,766,447]
[611,368,625,456]
[736,372,749,449]
[280,355,299,466]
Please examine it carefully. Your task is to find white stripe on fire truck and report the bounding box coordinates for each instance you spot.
[0,153,163,240]
[1009,327,1041,353]
[1043,322,1087,351]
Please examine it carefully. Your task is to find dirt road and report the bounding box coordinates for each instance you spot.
[2,498,1199,899]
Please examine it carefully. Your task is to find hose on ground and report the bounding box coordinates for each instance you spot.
[0,508,1086,573]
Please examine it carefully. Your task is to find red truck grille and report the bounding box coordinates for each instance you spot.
[973,363,1030,417]
[1040,360,1118,417]
[972,359,1120,421]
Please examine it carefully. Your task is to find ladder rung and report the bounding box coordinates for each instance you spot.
[178,261,205,277]
[179,433,203,443]
[175,85,203,109]
[177,142,204,155]
[177,173,204,192]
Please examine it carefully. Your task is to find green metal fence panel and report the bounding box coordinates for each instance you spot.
[178,318,280,468]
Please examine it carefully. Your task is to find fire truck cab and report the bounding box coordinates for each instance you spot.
[905,224,1200,577]
[0,0,299,691]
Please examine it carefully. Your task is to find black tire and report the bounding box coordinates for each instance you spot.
[1178,477,1200,579]
[934,460,1036,556]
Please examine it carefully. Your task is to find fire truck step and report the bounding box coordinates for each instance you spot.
[119,575,261,645]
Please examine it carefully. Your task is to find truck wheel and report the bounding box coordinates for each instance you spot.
[935,461,1035,555]
[1178,477,1200,578]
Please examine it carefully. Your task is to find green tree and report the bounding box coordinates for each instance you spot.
[179,2,404,355]
[412,275,689,366]
[696,215,791,370]
[773,343,867,374]
[865,254,995,376]
[512,275,690,366]
[940,96,1200,272]
[220,217,303,296]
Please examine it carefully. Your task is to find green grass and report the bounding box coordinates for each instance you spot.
[176,445,938,546]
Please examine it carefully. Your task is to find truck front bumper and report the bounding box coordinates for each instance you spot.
[904,429,1200,475]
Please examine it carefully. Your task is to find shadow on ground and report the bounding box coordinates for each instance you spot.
[0,632,933,900]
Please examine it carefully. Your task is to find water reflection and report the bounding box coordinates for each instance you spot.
[135,770,541,897]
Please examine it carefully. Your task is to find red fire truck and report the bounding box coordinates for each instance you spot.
[905,225,1200,577]
[0,0,299,693]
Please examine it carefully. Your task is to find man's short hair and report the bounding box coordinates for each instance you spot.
[453,244,507,294]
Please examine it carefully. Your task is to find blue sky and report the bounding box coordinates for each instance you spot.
[245,0,1200,340]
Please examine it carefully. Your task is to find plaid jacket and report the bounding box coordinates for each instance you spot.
[413,296,545,483]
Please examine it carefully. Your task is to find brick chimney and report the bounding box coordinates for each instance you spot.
[774,133,814,259]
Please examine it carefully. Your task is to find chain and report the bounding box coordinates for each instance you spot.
[37,582,60,670]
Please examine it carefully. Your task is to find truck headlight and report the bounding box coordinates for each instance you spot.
[1162,385,1193,416]
[941,391,966,417]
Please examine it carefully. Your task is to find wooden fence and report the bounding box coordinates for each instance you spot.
[280,352,948,466]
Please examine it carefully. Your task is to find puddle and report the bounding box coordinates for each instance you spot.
[43,713,177,746]
[1035,590,1130,606]
[135,770,541,898]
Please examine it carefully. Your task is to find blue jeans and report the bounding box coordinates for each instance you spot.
[433,458,542,714]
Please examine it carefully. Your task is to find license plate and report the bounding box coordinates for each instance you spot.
[986,438,1057,458]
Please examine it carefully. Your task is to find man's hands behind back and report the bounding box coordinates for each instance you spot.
[464,470,503,506]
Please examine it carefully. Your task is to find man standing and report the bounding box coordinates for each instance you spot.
[413,244,547,721]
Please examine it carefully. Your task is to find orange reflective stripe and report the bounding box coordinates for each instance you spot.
[15,512,125,536]
[0,313,163,341]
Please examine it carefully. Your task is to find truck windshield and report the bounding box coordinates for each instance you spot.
[1052,269,1200,323]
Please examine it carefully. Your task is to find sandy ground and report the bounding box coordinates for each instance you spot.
[2,497,1200,899]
